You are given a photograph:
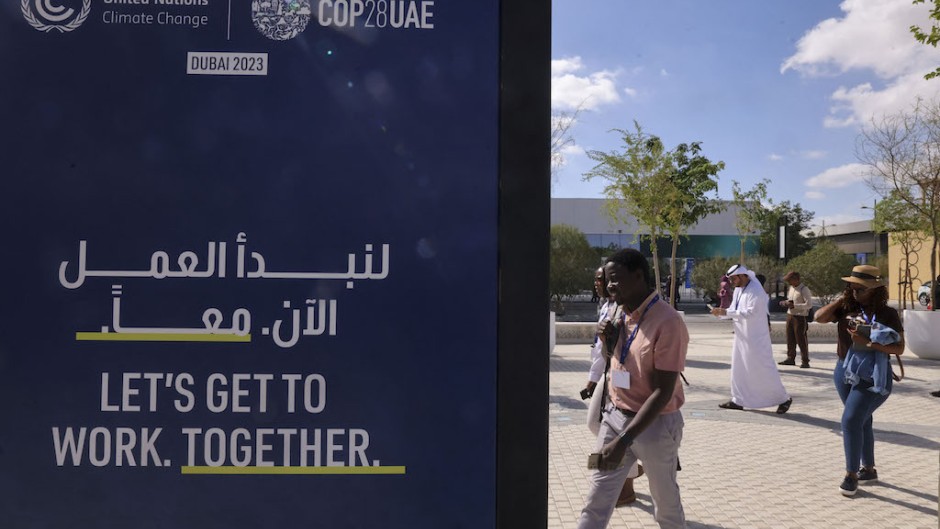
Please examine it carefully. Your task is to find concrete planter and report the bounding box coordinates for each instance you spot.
[903,310,940,360]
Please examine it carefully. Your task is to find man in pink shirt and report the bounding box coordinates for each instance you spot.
[577,249,689,529]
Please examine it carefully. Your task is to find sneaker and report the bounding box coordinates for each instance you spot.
[778,358,796,366]
[840,475,858,497]
[857,467,878,484]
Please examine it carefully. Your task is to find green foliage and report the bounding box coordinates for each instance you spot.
[585,122,674,290]
[689,255,786,298]
[787,239,859,302]
[873,190,930,234]
[550,224,598,312]
[689,257,736,299]
[911,0,940,80]
[730,180,816,262]
[742,255,787,295]
[730,179,769,263]
[756,201,816,260]
[661,142,726,306]
[584,121,725,306]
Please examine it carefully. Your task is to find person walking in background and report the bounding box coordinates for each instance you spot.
[582,267,643,506]
[778,271,813,368]
[717,274,733,309]
[585,267,617,398]
[813,264,904,497]
[710,264,792,414]
[578,249,688,529]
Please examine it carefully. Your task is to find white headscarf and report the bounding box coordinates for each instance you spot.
[727,264,759,285]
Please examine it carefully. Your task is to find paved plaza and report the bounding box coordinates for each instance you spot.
[549,314,940,529]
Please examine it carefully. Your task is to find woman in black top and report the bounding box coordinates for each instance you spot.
[813,264,904,497]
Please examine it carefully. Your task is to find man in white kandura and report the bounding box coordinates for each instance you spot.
[710,264,792,414]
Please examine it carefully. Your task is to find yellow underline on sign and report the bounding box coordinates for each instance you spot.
[180,466,406,475]
[76,333,251,343]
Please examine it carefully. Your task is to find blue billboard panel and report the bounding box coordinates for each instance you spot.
[0,1,499,526]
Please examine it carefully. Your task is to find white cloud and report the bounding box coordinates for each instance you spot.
[561,144,585,157]
[805,190,826,200]
[800,150,827,160]
[805,162,869,189]
[660,69,669,77]
[551,56,621,111]
[782,0,940,127]
[768,153,784,161]
[623,87,638,98]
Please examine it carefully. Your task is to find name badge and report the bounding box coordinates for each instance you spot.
[611,370,630,389]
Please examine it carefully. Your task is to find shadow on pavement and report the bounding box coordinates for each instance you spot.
[870,480,940,505]
[861,487,939,517]
[685,359,729,370]
[549,394,588,410]
[767,412,940,450]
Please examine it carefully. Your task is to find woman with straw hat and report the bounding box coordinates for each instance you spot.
[813,264,905,497]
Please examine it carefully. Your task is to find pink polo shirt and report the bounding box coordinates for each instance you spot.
[608,292,689,414]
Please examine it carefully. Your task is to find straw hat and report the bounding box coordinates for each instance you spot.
[841,264,885,289]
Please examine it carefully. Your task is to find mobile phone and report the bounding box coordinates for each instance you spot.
[855,324,872,339]
[587,453,603,469]
[580,387,594,400]
[587,452,623,471]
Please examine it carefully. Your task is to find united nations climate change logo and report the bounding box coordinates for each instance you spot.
[21,0,91,33]
[252,0,311,41]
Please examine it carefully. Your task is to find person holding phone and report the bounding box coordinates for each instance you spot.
[582,267,643,506]
[778,271,814,368]
[710,264,792,414]
[812,264,904,497]
[578,249,688,529]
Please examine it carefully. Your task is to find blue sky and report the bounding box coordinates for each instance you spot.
[551,0,940,231]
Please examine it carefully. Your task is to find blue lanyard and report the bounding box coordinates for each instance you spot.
[860,308,875,325]
[619,295,660,364]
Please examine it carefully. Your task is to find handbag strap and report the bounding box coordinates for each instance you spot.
[891,354,904,382]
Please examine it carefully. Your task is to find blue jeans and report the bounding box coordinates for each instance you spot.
[834,358,892,473]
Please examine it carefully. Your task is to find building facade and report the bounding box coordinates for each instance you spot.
[550,198,756,259]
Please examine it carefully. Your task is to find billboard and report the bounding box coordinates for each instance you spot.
[0,0,538,526]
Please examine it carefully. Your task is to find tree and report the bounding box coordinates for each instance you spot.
[757,201,816,260]
[549,224,597,313]
[660,142,725,307]
[551,108,580,180]
[910,0,940,80]
[584,121,672,293]
[857,98,940,310]
[689,257,736,301]
[787,239,859,303]
[873,191,930,308]
[585,122,725,308]
[730,179,769,263]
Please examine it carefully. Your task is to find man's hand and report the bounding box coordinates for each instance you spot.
[710,307,727,317]
[598,436,629,470]
[585,381,597,395]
